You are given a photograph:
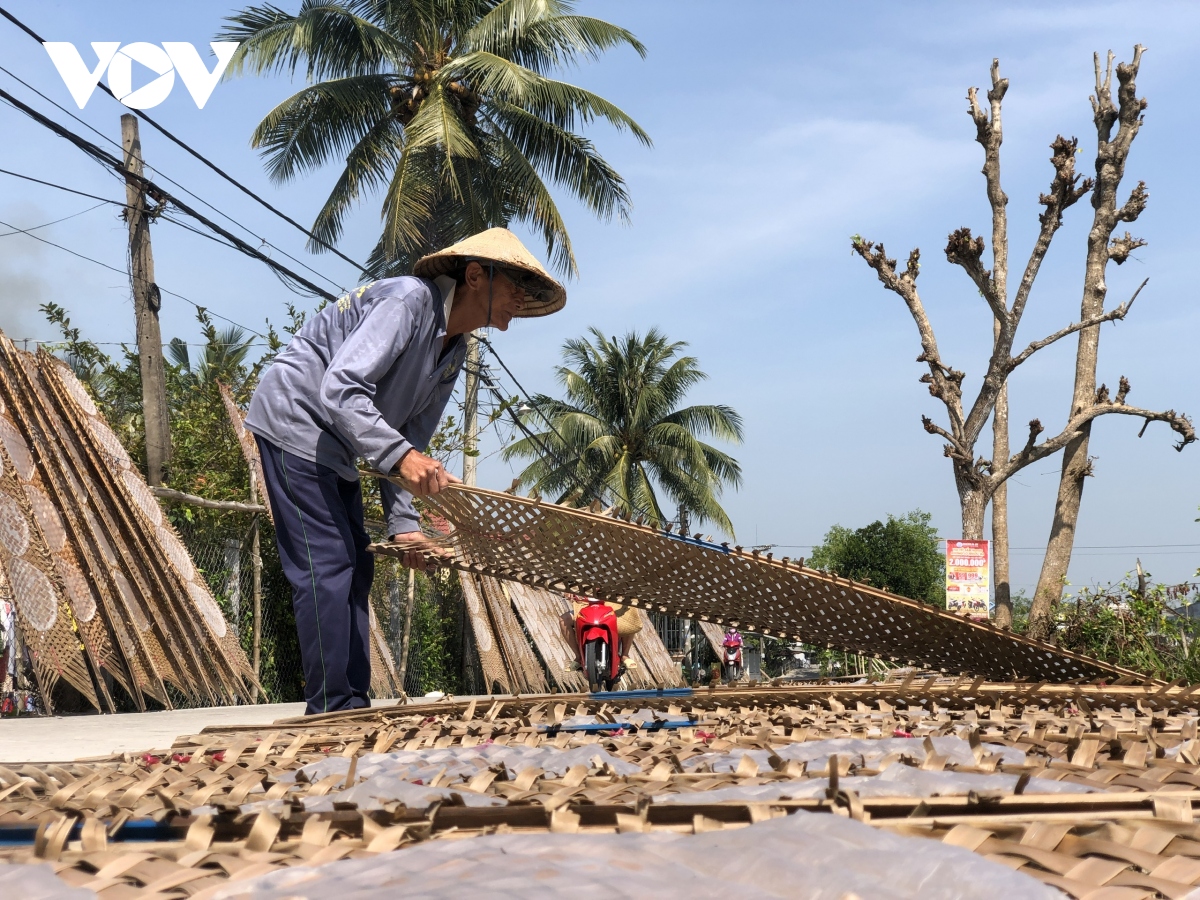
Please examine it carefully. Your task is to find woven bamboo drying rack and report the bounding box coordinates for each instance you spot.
[7,680,1200,897]
[369,483,1144,684]
[0,336,256,711]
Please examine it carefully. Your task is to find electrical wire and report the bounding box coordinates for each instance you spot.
[0,6,369,275]
[0,63,350,294]
[0,214,268,338]
[0,201,108,236]
[11,340,270,348]
[0,166,326,299]
[0,84,338,302]
[0,166,133,208]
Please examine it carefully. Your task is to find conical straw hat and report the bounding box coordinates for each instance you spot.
[413,228,566,317]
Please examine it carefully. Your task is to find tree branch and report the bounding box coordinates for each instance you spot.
[1117,181,1149,223]
[1010,278,1148,369]
[1020,418,1045,456]
[852,237,966,438]
[1115,375,1131,404]
[957,135,1093,448]
[991,378,1194,482]
[963,58,1009,321]
[1009,136,1093,324]
[945,227,1004,319]
[150,486,268,514]
[921,414,967,458]
[1109,231,1146,264]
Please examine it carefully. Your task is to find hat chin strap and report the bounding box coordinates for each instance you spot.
[487,262,494,328]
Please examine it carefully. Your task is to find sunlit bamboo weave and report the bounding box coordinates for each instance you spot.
[0,336,256,711]
[372,484,1144,684]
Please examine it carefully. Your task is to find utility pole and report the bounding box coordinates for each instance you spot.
[462,331,481,485]
[121,114,171,485]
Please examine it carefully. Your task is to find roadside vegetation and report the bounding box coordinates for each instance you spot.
[807,505,1200,682]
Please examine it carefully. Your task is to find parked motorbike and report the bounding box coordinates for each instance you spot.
[722,634,744,683]
[574,596,626,692]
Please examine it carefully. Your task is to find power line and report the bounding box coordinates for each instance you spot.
[0,165,334,297]
[0,5,369,275]
[0,201,108,236]
[0,64,349,295]
[1013,543,1200,550]
[1014,551,1199,558]
[13,340,270,348]
[0,214,268,338]
[160,211,258,252]
[0,85,339,302]
[0,166,133,208]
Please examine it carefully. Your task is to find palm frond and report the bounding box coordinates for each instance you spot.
[660,403,745,444]
[166,338,191,371]
[491,103,632,223]
[307,112,406,252]
[378,145,442,261]
[219,1,408,80]
[468,0,646,72]
[250,75,399,182]
[451,52,651,144]
[488,124,576,275]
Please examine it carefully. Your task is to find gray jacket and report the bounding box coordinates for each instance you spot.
[245,276,465,535]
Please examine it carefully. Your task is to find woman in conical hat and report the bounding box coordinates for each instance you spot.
[245,228,563,715]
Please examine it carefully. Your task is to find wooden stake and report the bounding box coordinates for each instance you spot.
[397,568,416,693]
[250,469,263,700]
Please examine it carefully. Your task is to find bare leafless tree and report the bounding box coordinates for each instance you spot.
[852,52,1194,631]
[1028,49,1178,638]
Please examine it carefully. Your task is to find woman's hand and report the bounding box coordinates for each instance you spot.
[389,531,448,571]
[395,449,461,496]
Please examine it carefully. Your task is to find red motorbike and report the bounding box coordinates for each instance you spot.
[575,597,625,692]
[722,633,744,684]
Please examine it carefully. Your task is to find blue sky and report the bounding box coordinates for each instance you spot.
[1,1,1197,597]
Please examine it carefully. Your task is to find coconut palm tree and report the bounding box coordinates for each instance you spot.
[219,0,650,276]
[167,323,255,387]
[502,328,744,535]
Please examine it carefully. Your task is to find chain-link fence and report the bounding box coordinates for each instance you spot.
[178,516,485,706]
[178,516,302,704]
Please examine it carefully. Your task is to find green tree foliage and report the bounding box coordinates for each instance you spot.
[219,0,650,276]
[502,327,744,535]
[167,324,256,388]
[42,303,265,502]
[809,510,945,606]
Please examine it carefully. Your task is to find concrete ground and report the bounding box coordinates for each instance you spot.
[0,701,394,763]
